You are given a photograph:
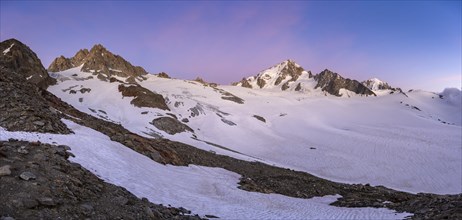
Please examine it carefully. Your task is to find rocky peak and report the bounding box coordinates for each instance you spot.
[0,38,56,88]
[314,69,376,97]
[71,49,89,66]
[48,44,147,78]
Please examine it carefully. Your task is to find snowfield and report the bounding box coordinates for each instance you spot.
[47,67,462,195]
[0,120,411,219]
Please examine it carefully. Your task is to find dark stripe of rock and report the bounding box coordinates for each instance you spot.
[0,140,201,220]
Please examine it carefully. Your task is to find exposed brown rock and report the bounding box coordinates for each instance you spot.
[48,55,72,72]
[157,72,171,78]
[118,84,170,110]
[0,39,56,88]
[48,44,147,78]
[151,117,194,135]
[233,78,252,88]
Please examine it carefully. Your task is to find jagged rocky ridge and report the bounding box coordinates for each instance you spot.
[1,38,461,219]
[234,60,376,97]
[48,44,147,79]
[314,69,376,96]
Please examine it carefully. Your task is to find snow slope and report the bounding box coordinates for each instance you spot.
[48,67,462,195]
[0,120,411,219]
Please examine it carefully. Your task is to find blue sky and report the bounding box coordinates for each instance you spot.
[1,1,460,91]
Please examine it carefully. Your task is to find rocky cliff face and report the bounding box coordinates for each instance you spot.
[0,39,56,88]
[314,69,376,96]
[48,44,147,78]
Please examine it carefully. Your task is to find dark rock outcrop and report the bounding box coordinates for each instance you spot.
[157,72,171,78]
[48,44,147,78]
[233,78,253,88]
[0,67,71,134]
[0,140,201,220]
[151,117,194,135]
[0,39,56,88]
[314,69,376,97]
[194,77,218,87]
[118,84,170,110]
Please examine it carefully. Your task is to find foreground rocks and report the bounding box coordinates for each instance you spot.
[0,67,71,134]
[0,140,201,220]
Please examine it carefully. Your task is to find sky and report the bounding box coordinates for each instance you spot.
[1,1,461,92]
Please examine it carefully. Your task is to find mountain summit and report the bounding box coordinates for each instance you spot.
[48,44,147,78]
[0,39,56,88]
[362,78,393,91]
[234,60,375,97]
[233,60,311,91]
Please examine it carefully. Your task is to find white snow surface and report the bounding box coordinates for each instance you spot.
[3,43,14,55]
[47,67,462,195]
[0,120,410,219]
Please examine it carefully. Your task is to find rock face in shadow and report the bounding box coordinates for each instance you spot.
[48,44,147,78]
[118,84,170,110]
[0,39,56,89]
[314,69,376,96]
[151,117,194,135]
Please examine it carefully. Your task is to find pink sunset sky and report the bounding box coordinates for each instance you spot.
[1,1,460,92]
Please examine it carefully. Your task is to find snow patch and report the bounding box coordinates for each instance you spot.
[109,68,122,73]
[3,43,14,55]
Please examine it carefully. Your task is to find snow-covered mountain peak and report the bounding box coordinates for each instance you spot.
[233,59,312,91]
[362,78,393,91]
[48,44,147,80]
